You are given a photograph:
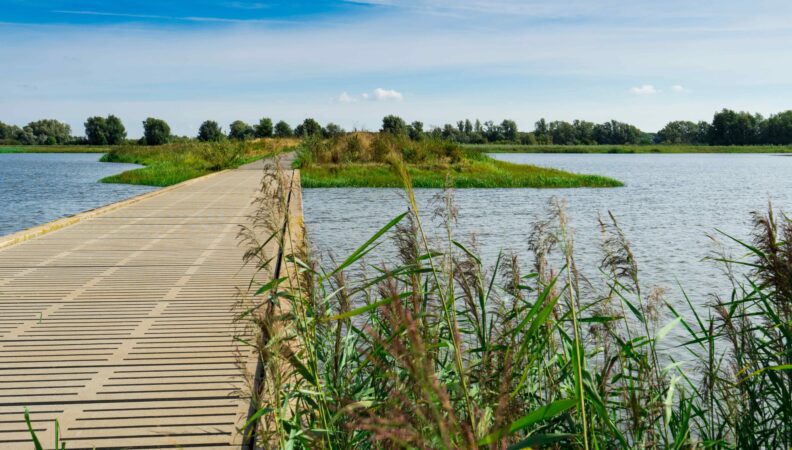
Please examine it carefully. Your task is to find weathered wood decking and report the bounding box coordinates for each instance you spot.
[0,162,299,449]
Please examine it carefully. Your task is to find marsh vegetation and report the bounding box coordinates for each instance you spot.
[296,132,623,188]
[99,138,298,186]
[239,164,792,449]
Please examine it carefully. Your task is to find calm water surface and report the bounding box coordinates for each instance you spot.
[0,153,156,236]
[303,153,792,334]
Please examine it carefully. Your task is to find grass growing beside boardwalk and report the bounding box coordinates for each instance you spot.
[239,164,792,448]
[100,138,298,187]
[469,143,792,153]
[297,133,623,188]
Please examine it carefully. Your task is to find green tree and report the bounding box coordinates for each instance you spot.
[381,115,407,135]
[709,109,763,145]
[407,121,424,140]
[456,120,465,133]
[549,121,576,145]
[198,120,224,142]
[766,110,792,145]
[84,116,108,145]
[255,118,273,138]
[105,115,126,145]
[19,119,72,145]
[274,121,293,138]
[442,123,458,141]
[229,120,254,141]
[573,120,596,144]
[0,121,21,143]
[657,120,700,144]
[323,123,345,138]
[534,118,551,144]
[295,118,322,138]
[83,115,126,145]
[142,117,171,146]
[695,121,712,144]
[463,119,473,135]
[500,119,519,142]
[484,120,503,142]
[592,120,642,144]
[519,132,538,145]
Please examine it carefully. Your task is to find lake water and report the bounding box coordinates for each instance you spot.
[0,153,156,236]
[302,153,792,332]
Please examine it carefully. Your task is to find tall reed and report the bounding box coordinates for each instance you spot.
[236,161,791,448]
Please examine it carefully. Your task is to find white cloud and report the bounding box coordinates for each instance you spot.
[336,88,404,103]
[372,88,404,101]
[337,91,358,103]
[630,84,658,95]
[671,84,686,93]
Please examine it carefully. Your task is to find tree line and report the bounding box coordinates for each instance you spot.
[413,109,792,146]
[2,108,792,146]
[0,116,344,146]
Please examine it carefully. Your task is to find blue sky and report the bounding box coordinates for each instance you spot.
[2,0,792,137]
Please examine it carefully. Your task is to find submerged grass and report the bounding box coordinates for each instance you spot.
[297,133,623,188]
[237,163,791,449]
[99,138,298,186]
[468,144,792,154]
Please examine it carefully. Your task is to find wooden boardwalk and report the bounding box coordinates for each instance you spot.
[0,164,297,449]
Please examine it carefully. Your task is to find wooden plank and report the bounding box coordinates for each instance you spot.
[0,165,301,449]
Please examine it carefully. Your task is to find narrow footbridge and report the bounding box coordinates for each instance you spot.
[0,160,300,449]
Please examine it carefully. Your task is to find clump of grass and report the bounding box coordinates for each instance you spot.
[237,167,791,448]
[100,138,298,186]
[296,132,623,188]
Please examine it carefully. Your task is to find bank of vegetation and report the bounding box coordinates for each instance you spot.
[238,168,792,449]
[100,139,297,186]
[295,131,622,188]
[406,109,792,147]
[4,108,792,150]
[468,144,792,154]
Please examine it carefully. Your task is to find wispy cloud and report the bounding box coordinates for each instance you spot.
[53,9,286,24]
[337,92,358,103]
[53,10,169,20]
[372,88,404,101]
[671,84,687,93]
[630,84,658,95]
[338,88,404,103]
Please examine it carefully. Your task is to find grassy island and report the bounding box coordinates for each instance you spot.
[98,139,297,186]
[297,133,623,188]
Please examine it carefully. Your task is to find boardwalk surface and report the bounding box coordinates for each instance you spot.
[0,164,290,449]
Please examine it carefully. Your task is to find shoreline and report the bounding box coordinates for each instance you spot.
[0,169,227,250]
[465,143,792,154]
